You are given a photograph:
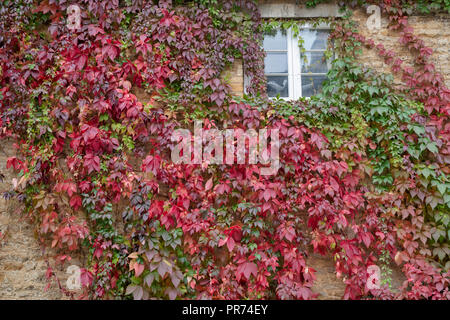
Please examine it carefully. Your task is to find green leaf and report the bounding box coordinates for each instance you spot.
[437,183,447,195]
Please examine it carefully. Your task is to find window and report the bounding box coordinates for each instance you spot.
[263,27,331,99]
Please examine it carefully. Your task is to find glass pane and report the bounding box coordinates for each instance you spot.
[301,75,327,97]
[267,76,289,97]
[301,51,329,73]
[265,53,288,73]
[301,29,329,50]
[263,30,287,51]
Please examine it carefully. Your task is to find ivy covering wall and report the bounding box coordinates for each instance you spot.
[0,0,449,300]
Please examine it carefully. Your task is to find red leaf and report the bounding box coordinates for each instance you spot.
[80,269,93,287]
[226,236,235,252]
[142,155,161,175]
[134,263,145,277]
[205,178,213,191]
[6,157,22,171]
[84,154,100,174]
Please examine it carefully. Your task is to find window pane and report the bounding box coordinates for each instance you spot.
[301,75,327,97]
[301,51,329,73]
[267,76,288,97]
[265,53,288,73]
[263,30,287,51]
[301,29,329,50]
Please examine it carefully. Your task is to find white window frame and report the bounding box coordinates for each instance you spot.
[260,23,332,100]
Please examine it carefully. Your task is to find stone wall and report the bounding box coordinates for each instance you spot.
[352,8,450,88]
[0,140,63,299]
[222,59,244,98]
